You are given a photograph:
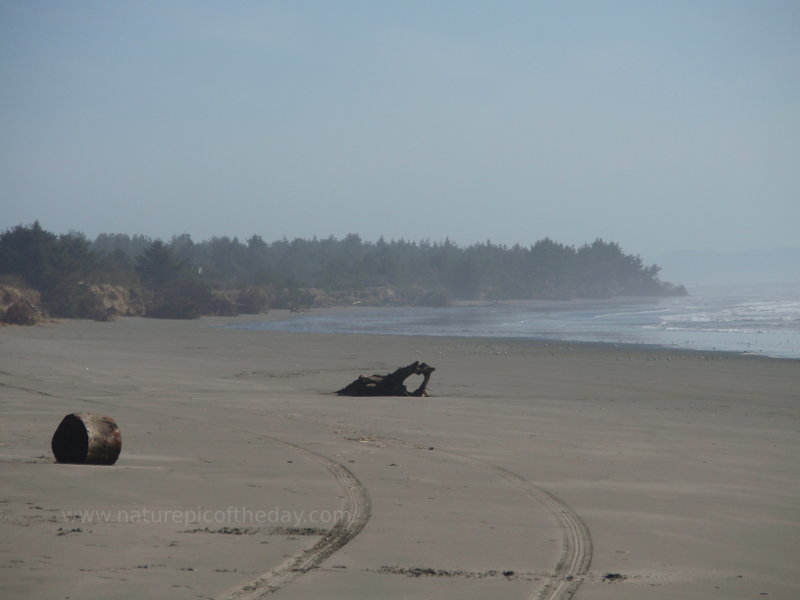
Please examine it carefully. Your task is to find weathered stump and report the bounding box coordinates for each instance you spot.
[336,361,435,396]
[51,412,122,465]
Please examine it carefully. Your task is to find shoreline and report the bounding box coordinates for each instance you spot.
[7,307,800,366]
[211,307,800,362]
[2,317,799,599]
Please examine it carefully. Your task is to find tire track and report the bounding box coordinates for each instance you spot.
[5,377,372,599]
[375,439,592,600]
[9,376,582,598]
[489,465,592,600]
[218,435,371,600]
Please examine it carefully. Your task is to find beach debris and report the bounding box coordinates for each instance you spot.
[602,572,627,582]
[336,361,435,396]
[371,565,527,580]
[51,412,122,465]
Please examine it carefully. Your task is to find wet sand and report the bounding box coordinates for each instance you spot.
[1,314,798,599]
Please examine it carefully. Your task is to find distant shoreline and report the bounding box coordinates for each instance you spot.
[208,306,800,362]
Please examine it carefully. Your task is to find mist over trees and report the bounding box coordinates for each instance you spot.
[1,222,686,320]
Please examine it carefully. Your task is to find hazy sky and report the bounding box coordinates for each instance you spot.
[2,1,798,259]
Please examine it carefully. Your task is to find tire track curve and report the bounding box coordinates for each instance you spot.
[15,380,373,600]
[489,465,592,600]
[389,440,592,600]
[13,374,582,598]
[218,436,371,600]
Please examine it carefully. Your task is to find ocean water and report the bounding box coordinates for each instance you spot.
[230,282,800,359]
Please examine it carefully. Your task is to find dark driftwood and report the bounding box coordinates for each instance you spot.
[51,412,122,465]
[336,361,435,397]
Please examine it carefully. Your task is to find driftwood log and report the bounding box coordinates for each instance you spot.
[51,412,122,465]
[336,361,435,397]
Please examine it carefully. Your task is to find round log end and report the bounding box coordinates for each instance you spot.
[51,413,122,465]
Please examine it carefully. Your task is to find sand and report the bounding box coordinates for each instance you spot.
[1,313,798,599]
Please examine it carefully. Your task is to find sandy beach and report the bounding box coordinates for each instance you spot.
[1,313,798,599]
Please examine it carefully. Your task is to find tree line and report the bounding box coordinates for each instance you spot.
[0,222,686,319]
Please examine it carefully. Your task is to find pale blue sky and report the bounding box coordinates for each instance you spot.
[1,1,798,261]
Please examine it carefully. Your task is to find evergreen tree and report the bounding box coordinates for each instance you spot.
[135,240,183,290]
